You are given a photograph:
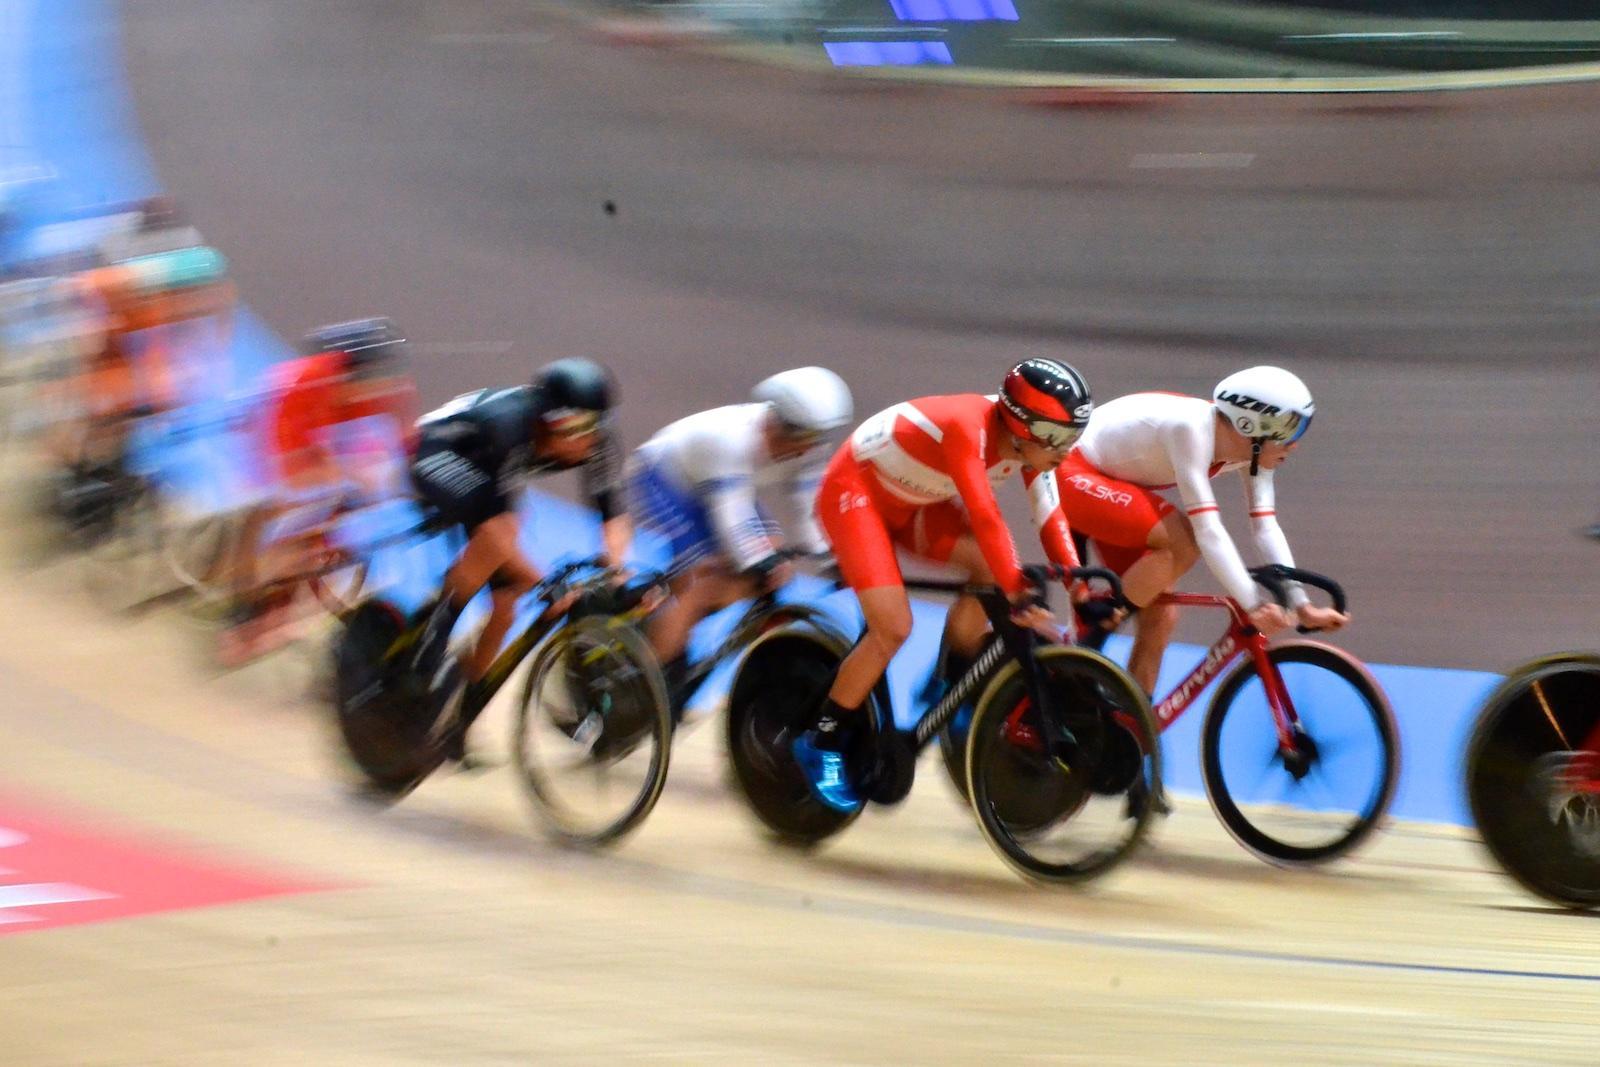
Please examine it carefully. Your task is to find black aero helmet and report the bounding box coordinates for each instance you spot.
[533,357,614,434]
[302,317,406,379]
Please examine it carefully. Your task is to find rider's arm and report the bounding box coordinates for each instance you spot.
[1241,470,1310,609]
[782,463,829,556]
[701,474,780,571]
[944,421,1028,597]
[582,423,632,568]
[1165,419,1261,608]
[1022,467,1082,594]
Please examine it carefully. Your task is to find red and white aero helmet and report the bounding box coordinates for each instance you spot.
[998,358,1093,449]
[1213,366,1315,443]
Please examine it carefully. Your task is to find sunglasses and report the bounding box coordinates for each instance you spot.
[544,411,601,438]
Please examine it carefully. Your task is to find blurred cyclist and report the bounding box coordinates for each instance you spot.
[220,318,416,665]
[1055,366,1348,696]
[406,358,630,760]
[630,367,853,712]
[62,244,234,474]
[793,358,1092,812]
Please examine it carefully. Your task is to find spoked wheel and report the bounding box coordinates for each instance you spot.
[1466,654,1600,909]
[966,646,1160,885]
[514,615,672,847]
[724,621,870,847]
[1202,641,1399,866]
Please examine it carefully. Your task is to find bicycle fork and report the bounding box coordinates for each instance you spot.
[1244,633,1314,779]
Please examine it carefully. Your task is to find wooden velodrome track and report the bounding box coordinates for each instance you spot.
[3,0,1599,1062]
[0,479,1594,1065]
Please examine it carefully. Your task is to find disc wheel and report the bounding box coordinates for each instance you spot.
[966,646,1160,885]
[724,620,872,847]
[332,600,450,796]
[1466,655,1600,909]
[515,615,672,847]
[1202,641,1399,866]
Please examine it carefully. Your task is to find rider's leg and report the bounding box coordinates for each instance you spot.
[645,562,752,664]
[1122,512,1200,695]
[938,535,999,660]
[449,513,537,681]
[825,584,913,721]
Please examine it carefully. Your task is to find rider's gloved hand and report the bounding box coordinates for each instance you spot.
[747,554,794,593]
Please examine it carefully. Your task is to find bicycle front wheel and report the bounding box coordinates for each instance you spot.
[1202,641,1399,866]
[1466,654,1600,909]
[515,616,672,847]
[966,646,1161,885]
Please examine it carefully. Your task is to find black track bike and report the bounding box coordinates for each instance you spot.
[724,565,1163,885]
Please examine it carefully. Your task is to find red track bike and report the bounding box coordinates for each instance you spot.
[942,564,1400,867]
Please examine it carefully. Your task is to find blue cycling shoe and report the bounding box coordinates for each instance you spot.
[792,731,864,813]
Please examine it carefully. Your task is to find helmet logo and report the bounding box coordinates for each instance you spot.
[1217,390,1281,417]
[1073,402,1093,421]
[1236,416,1255,434]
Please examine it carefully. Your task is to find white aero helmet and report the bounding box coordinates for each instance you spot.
[1213,366,1314,444]
[753,366,854,438]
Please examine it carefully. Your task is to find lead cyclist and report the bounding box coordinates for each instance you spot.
[1053,366,1349,696]
[630,367,853,713]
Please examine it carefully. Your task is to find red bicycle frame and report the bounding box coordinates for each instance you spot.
[1146,591,1299,749]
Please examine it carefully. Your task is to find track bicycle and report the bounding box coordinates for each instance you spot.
[946,564,1397,867]
[725,564,1162,885]
[334,556,673,847]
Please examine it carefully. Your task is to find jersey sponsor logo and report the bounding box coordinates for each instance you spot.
[1064,473,1133,507]
[837,490,872,514]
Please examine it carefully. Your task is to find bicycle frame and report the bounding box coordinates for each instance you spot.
[675,592,800,706]
[1147,592,1299,750]
[905,581,1064,759]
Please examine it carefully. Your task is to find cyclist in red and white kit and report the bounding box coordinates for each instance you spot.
[1055,366,1348,696]
[794,358,1092,811]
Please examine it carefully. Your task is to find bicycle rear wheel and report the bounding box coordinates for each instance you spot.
[515,616,671,847]
[1466,654,1600,909]
[1202,641,1399,866]
[966,646,1160,885]
[724,620,869,846]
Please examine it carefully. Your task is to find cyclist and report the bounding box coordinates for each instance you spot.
[56,241,234,475]
[1054,366,1348,697]
[220,318,416,665]
[406,358,630,759]
[793,358,1092,811]
[630,367,853,711]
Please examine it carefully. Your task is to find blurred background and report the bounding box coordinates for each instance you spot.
[1,0,1597,1062]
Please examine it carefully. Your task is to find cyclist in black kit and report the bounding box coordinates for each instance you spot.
[407,358,632,757]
